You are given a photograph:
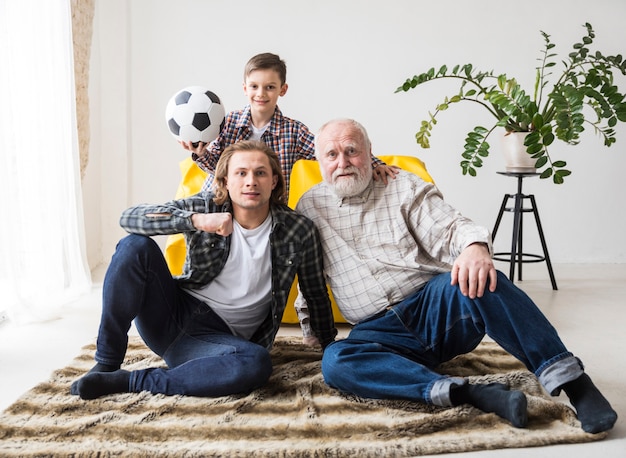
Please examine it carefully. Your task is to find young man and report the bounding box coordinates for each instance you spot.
[295,118,617,434]
[181,52,396,198]
[71,141,336,400]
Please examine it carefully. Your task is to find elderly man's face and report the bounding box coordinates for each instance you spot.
[316,122,373,198]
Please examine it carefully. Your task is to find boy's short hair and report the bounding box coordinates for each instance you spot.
[213,140,286,205]
[244,53,287,85]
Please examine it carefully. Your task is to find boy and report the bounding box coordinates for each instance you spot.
[181,53,396,198]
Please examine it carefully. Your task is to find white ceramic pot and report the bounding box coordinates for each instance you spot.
[501,132,536,172]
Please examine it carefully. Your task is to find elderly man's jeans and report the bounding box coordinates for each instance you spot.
[94,234,272,397]
[322,271,582,406]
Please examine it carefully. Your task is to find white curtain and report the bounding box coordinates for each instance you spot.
[0,0,91,323]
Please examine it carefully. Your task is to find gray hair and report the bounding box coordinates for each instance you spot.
[315,118,372,160]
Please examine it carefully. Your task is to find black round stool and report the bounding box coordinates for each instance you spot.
[491,171,558,290]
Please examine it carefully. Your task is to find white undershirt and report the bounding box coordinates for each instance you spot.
[185,215,273,339]
[249,123,269,140]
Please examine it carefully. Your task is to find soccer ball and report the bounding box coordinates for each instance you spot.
[165,86,226,146]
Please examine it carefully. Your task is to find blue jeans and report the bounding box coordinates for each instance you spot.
[321,271,583,406]
[95,234,272,397]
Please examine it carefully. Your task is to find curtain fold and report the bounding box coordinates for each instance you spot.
[0,0,91,323]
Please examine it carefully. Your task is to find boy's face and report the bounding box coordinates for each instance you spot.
[243,69,288,117]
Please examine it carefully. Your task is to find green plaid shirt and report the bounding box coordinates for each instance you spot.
[119,192,337,349]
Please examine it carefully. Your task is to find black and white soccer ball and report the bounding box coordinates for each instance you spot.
[165,86,226,146]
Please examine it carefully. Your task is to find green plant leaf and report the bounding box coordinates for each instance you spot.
[542,131,555,146]
[616,103,626,122]
[535,156,548,168]
[524,131,541,144]
[540,168,553,179]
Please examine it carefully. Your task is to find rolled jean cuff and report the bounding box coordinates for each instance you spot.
[538,355,584,396]
[430,377,466,407]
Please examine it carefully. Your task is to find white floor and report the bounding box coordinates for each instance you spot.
[1,263,624,457]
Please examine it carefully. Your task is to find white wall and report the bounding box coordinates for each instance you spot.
[84,0,626,269]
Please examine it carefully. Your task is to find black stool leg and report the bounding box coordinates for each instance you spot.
[492,194,510,242]
[529,195,558,290]
[508,177,524,282]
[517,199,524,281]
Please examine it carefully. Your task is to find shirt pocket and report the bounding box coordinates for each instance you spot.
[273,243,302,290]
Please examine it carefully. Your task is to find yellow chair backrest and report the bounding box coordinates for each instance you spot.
[164,155,434,324]
[287,156,433,209]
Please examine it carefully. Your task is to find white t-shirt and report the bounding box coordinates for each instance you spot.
[185,215,273,339]
[249,123,269,141]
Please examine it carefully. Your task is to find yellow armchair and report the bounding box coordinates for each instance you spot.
[163,157,209,276]
[164,155,434,324]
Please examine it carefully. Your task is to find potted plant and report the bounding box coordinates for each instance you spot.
[395,23,626,183]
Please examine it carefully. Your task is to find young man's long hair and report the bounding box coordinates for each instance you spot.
[212,140,286,205]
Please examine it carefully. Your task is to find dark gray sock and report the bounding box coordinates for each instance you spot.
[451,382,528,428]
[562,373,617,433]
[70,370,131,400]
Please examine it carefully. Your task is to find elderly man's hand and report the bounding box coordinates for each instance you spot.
[451,243,497,298]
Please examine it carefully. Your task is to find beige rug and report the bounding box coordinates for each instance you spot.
[0,336,605,457]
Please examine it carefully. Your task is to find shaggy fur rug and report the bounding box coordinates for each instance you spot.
[0,336,605,457]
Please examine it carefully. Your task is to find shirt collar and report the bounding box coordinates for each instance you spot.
[238,105,283,136]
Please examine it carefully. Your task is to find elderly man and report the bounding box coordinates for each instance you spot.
[295,118,616,433]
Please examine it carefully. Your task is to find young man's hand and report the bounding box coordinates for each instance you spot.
[302,335,321,347]
[191,213,233,236]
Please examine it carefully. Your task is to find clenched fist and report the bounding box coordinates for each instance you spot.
[191,212,233,236]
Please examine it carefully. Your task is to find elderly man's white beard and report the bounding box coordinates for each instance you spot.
[324,165,373,198]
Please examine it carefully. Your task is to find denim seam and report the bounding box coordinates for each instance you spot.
[424,379,437,404]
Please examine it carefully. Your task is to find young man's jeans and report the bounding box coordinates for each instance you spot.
[95,234,272,397]
[322,271,583,406]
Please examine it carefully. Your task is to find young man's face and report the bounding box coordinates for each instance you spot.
[243,69,287,117]
[225,150,278,215]
[316,122,373,198]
